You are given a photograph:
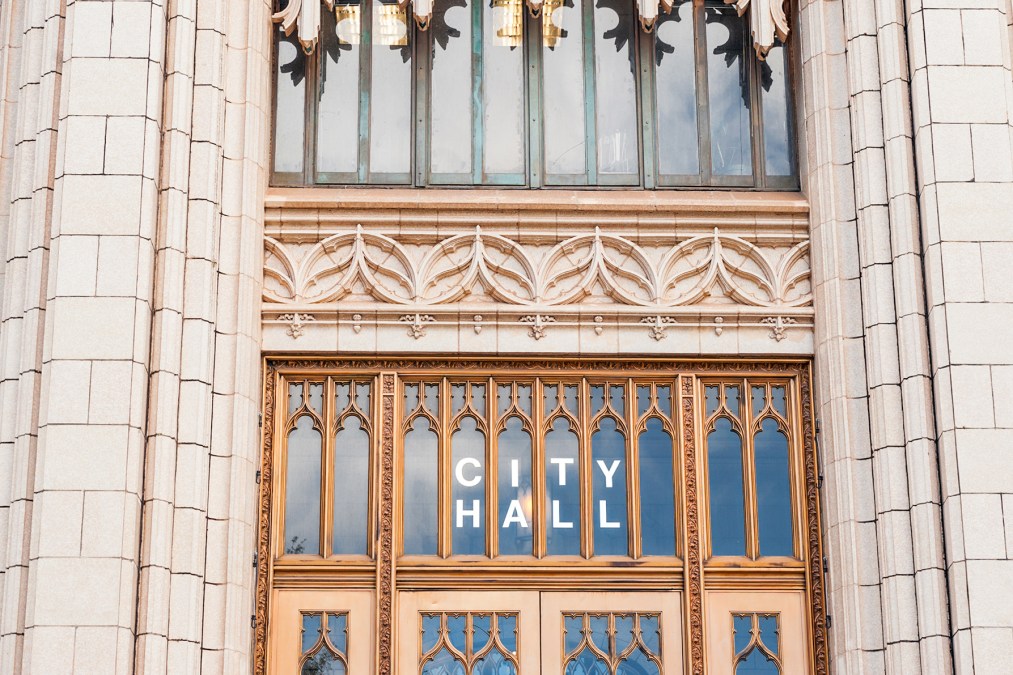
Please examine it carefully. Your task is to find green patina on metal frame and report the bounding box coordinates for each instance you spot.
[271,0,799,190]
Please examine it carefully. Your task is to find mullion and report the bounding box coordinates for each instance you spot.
[358,0,373,182]
[472,0,484,184]
[582,0,597,185]
[694,2,712,185]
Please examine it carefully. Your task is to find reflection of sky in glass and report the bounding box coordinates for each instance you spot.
[762,42,792,176]
[452,416,486,555]
[498,417,534,555]
[592,417,628,555]
[318,10,360,173]
[639,419,676,556]
[332,416,369,554]
[707,417,746,556]
[285,416,321,555]
[543,0,587,174]
[369,6,412,173]
[755,418,793,556]
[404,417,439,554]
[593,0,638,175]
[655,3,698,175]
[736,649,779,675]
[545,417,580,555]
[431,2,473,174]
[274,37,305,173]
[706,5,751,176]
[484,1,525,174]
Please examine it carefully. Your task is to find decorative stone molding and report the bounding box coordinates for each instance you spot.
[261,189,813,354]
[273,0,790,56]
[725,0,789,59]
[264,226,810,309]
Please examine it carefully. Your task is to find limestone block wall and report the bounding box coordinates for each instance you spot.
[0,0,1009,674]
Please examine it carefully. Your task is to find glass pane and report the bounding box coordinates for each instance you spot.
[404,417,439,554]
[318,7,361,174]
[327,613,348,654]
[430,0,473,175]
[566,646,608,675]
[736,650,780,675]
[639,419,676,556]
[370,1,412,175]
[755,418,793,556]
[332,415,370,554]
[707,417,746,556]
[654,2,698,176]
[564,616,583,653]
[302,613,323,653]
[452,416,486,555]
[423,647,466,675]
[473,614,492,652]
[274,31,306,174]
[448,615,467,651]
[733,615,752,654]
[706,3,751,176]
[617,649,660,675]
[285,416,322,555]
[593,0,638,176]
[761,41,792,177]
[484,0,526,175]
[592,417,628,555]
[422,614,442,652]
[498,417,534,555]
[542,0,587,175]
[545,417,580,555]
[302,651,346,675]
[499,614,518,652]
[758,615,779,655]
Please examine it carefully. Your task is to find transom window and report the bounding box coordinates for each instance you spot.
[272,0,797,188]
[260,362,826,675]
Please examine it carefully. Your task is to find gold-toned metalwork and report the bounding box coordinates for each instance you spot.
[254,358,827,675]
[492,0,524,47]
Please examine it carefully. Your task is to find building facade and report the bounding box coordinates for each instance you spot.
[0,0,1010,673]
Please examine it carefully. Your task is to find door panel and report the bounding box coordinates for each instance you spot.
[397,591,541,674]
[268,589,375,675]
[704,590,809,674]
[540,592,684,675]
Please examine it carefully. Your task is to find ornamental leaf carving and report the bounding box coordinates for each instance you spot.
[264,226,811,310]
[724,0,789,59]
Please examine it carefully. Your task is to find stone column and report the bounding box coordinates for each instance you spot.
[905,2,1013,672]
[20,1,166,672]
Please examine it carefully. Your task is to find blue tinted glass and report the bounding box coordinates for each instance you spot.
[546,418,580,555]
[301,651,346,675]
[474,649,516,675]
[593,417,628,556]
[499,614,518,653]
[327,613,347,654]
[615,615,634,654]
[448,615,467,652]
[404,417,439,555]
[639,419,676,556]
[705,386,719,417]
[641,615,660,654]
[758,616,779,655]
[589,615,609,652]
[451,417,486,556]
[755,418,793,557]
[473,614,492,653]
[566,647,609,675]
[733,615,752,654]
[708,418,746,556]
[422,615,442,652]
[564,616,584,653]
[654,1,699,176]
[498,417,534,556]
[735,649,779,675]
[422,647,466,675]
[302,613,323,654]
[617,648,660,675]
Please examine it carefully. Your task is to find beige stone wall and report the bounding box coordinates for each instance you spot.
[0,0,1009,673]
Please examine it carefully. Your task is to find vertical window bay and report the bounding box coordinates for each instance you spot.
[483,0,526,177]
[369,0,413,177]
[639,418,676,556]
[761,41,793,178]
[273,32,306,175]
[654,2,698,177]
[705,2,751,177]
[542,0,587,178]
[754,417,793,556]
[429,0,474,177]
[332,415,370,555]
[592,0,639,178]
[284,416,322,555]
[707,417,746,556]
[317,7,361,176]
[404,416,439,555]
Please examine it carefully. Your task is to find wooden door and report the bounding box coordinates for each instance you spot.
[268,589,375,675]
[704,590,809,674]
[540,592,684,675]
